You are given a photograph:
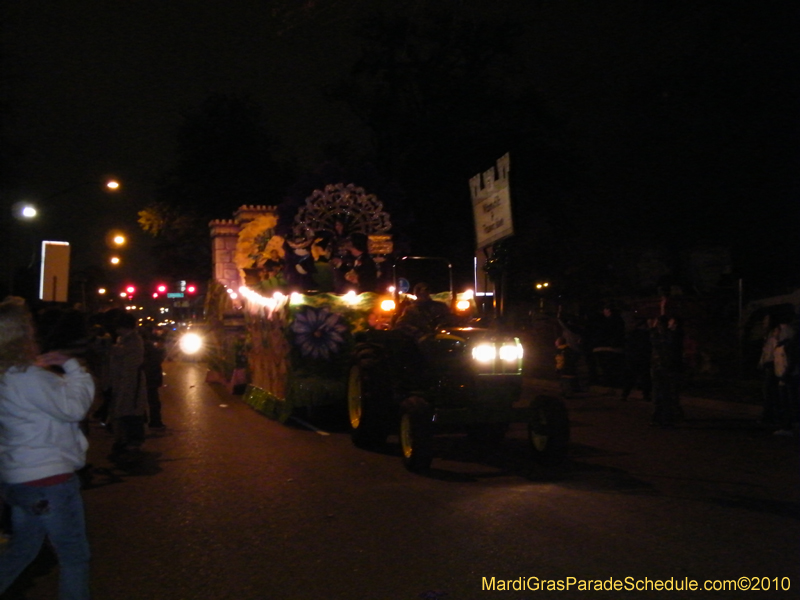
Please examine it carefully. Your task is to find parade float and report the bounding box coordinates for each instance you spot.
[208,183,463,421]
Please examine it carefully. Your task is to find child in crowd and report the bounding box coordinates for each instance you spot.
[555,337,578,398]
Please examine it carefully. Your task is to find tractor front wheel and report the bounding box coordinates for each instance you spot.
[348,364,390,449]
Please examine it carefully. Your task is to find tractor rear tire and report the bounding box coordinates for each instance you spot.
[528,395,570,465]
[348,363,391,449]
[399,396,434,472]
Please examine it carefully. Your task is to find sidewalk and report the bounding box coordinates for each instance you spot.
[519,328,764,416]
[524,375,763,419]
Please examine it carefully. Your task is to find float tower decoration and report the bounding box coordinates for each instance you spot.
[209,205,279,291]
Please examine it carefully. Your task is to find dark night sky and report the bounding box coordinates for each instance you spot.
[3,1,798,294]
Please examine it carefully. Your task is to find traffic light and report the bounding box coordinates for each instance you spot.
[125,285,136,296]
[156,284,167,294]
[186,284,197,294]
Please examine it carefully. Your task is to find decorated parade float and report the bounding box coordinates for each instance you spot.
[207,182,466,422]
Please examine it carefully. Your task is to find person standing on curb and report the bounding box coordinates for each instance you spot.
[587,304,626,390]
[758,315,780,426]
[620,318,652,402]
[141,326,166,429]
[0,297,94,600]
[554,337,579,398]
[557,306,587,392]
[108,313,148,455]
[649,315,684,427]
[772,320,797,436]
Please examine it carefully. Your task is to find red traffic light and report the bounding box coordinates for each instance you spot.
[186,284,197,294]
[156,284,167,293]
[125,285,136,295]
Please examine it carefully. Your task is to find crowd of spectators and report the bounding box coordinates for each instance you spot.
[555,299,798,433]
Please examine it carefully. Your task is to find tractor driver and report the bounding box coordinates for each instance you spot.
[395,282,452,338]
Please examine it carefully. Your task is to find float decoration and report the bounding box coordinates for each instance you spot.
[292,182,391,239]
[210,185,393,421]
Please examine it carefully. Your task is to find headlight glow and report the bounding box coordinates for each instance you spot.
[471,344,497,363]
[455,299,471,312]
[179,332,204,355]
[499,343,523,362]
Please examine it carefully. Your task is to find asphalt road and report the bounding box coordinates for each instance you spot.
[3,361,798,600]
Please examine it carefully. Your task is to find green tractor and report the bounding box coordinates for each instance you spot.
[347,257,570,472]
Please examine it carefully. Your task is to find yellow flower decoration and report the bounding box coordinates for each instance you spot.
[264,235,285,262]
[235,214,284,269]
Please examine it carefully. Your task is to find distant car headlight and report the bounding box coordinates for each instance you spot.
[179,332,204,355]
[472,343,497,363]
[455,299,471,312]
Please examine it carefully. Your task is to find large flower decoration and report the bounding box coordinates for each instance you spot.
[290,306,348,361]
[235,214,285,270]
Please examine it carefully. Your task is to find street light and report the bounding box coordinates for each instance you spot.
[41,179,121,201]
[36,179,121,300]
[2,178,123,300]
[106,230,127,250]
[11,201,39,221]
[3,202,40,296]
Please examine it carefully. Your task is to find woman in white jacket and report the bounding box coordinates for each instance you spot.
[0,297,94,600]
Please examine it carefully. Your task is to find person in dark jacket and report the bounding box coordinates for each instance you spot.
[557,306,587,392]
[342,233,378,293]
[141,327,166,429]
[620,319,652,401]
[395,282,452,339]
[649,315,684,426]
[771,321,797,436]
[588,305,626,388]
[108,313,147,453]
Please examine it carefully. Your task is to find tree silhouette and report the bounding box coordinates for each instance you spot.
[333,7,580,284]
[139,94,293,281]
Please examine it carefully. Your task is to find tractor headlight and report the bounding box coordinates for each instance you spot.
[499,342,523,362]
[470,338,523,374]
[472,343,496,363]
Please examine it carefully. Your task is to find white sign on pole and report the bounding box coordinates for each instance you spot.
[39,241,71,302]
[469,153,513,250]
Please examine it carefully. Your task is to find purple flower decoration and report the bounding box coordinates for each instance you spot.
[291,306,348,360]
